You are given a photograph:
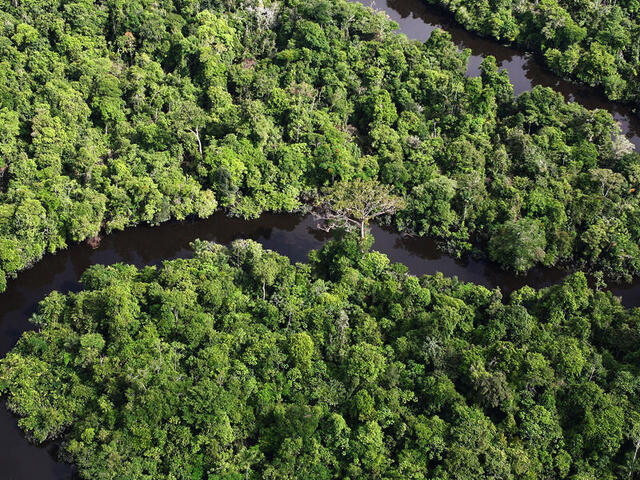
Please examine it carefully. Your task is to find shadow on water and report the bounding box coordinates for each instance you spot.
[355,0,640,149]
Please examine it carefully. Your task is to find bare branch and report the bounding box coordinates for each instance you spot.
[312,178,404,238]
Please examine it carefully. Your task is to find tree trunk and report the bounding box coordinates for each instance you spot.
[192,127,204,161]
[630,438,640,478]
[360,221,365,239]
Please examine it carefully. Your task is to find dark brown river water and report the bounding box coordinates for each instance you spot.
[2,214,640,479]
[3,1,640,478]
[359,0,640,150]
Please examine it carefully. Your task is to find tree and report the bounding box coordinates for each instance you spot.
[590,168,626,197]
[313,178,404,239]
[2,0,640,292]
[2,240,640,478]
[612,133,635,159]
[289,332,314,371]
[489,218,547,272]
[170,99,208,162]
[627,412,640,478]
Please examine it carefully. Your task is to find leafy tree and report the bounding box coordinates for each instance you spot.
[489,218,547,272]
[421,0,640,105]
[313,178,404,238]
[1,0,640,292]
[1,238,639,479]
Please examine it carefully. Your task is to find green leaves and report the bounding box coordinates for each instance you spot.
[1,240,639,478]
[489,218,548,273]
[1,0,640,292]
[424,0,640,105]
[313,178,405,238]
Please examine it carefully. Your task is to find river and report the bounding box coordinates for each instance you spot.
[356,0,640,150]
[2,213,640,479]
[3,0,640,477]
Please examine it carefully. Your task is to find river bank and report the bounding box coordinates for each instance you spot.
[353,0,640,150]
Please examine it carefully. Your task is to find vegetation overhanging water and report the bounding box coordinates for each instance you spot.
[2,0,640,477]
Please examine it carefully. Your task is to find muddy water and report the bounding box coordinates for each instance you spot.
[355,0,640,149]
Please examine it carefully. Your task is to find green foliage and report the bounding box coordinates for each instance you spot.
[489,218,547,272]
[0,0,639,290]
[313,178,405,238]
[2,239,640,479]
[423,0,640,104]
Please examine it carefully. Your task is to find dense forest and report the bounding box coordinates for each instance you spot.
[2,237,640,479]
[1,0,640,288]
[422,0,640,104]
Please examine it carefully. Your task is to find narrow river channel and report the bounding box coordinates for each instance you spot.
[3,0,640,477]
[353,0,640,150]
[2,213,640,479]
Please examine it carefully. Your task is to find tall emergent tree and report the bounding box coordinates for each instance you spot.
[313,178,404,238]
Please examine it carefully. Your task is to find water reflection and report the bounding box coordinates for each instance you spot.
[356,0,640,148]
